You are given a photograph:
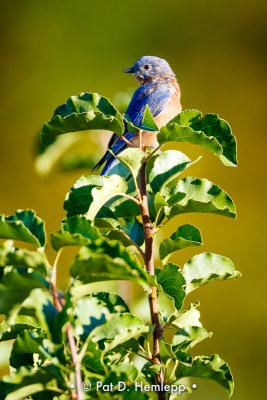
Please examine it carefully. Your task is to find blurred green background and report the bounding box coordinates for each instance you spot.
[0,0,266,398]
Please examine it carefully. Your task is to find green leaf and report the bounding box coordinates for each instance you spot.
[147,150,193,194]
[121,218,144,246]
[0,210,46,248]
[0,366,64,400]
[172,326,212,351]
[159,340,192,366]
[141,105,159,131]
[73,292,130,339]
[41,92,124,144]
[154,192,168,214]
[115,148,146,179]
[51,215,100,250]
[64,175,128,220]
[165,177,236,220]
[64,175,102,216]
[158,109,237,167]
[159,224,202,264]
[105,178,140,218]
[10,329,45,368]
[70,239,152,289]
[0,319,39,342]
[94,207,120,229]
[90,313,149,353]
[182,252,241,293]
[157,263,186,312]
[171,302,201,329]
[0,270,48,321]
[87,175,128,220]
[124,105,158,132]
[175,354,234,396]
[0,241,48,276]
[82,340,105,375]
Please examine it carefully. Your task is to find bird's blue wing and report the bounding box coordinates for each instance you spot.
[93,84,171,174]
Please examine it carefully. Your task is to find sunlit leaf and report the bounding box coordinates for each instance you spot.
[51,215,100,250]
[165,177,236,220]
[70,236,152,288]
[41,92,124,144]
[0,210,46,248]
[158,109,237,167]
[182,252,241,293]
[90,313,149,353]
[115,148,146,179]
[147,150,193,194]
[172,325,212,351]
[0,241,48,276]
[159,224,202,264]
[175,354,234,396]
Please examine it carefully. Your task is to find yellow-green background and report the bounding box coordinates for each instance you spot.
[0,0,266,399]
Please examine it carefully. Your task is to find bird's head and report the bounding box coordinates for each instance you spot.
[123,56,175,85]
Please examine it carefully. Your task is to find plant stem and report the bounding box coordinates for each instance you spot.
[50,250,83,400]
[66,322,83,400]
[138,162,165,400]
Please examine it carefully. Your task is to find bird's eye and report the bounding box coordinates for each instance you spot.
[144,64,151,70]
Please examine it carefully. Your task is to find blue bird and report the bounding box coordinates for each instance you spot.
[93,56,182,175]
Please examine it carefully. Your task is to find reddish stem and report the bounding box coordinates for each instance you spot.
[139,162,165,400]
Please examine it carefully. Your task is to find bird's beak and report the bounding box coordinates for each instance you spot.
[123,67,135,73]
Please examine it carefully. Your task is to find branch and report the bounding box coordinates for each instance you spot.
[138,162,165,400]
[50,250,83,400]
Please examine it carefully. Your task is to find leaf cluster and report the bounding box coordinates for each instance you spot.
[0,92,239,399]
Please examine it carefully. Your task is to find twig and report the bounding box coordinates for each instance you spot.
[145,144,162,163]
[117,229,145,259]
[120,135,133,147]
[138,162,166,400]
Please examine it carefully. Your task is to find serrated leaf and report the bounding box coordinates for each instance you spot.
[157,263,186,311]
[41,92,124,144]
[63,175,128,220]
[0,210,46,248]
[90,313,149,353]
[175,354,234,396]
[0,270,48,321]
[147,150,193,194]
[64,175,102,216]
[159,224,202,264]
[51,215,100,250]
[172,326,212,351]
[182,252,241,293]
[158,109,237,167]
[70,239,152,289]
[165,177,236,220]
[115,148,146,179]
[0,241,48,276]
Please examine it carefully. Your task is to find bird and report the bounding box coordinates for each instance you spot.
[93,56,182,175]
